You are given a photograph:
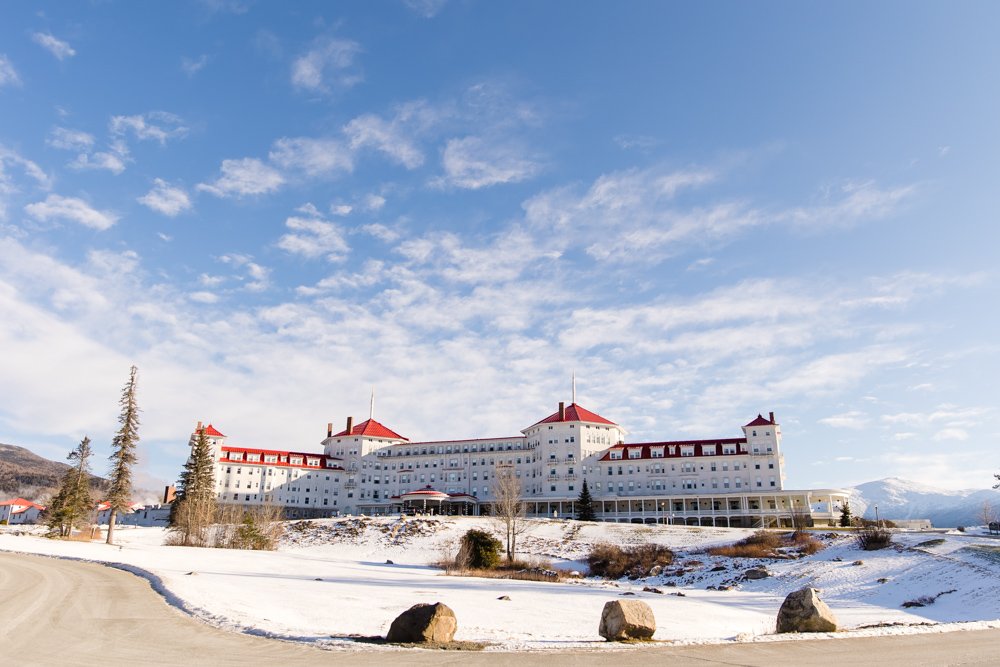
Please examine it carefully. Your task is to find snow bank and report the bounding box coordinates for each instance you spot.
[2,519,999,651]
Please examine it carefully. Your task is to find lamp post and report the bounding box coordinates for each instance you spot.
[874,504,880,529]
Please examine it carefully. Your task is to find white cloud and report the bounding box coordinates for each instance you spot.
[345,113,425,169]
[786,181,916,229]
[24,194,118,230]
[436,136,540,189]
[269,137,353,177]
[138,179,192,217]
[198,274,226,288]
[0,147,51,218]
[818,411,869,430]
[189,291,220,304]
[218,253,271,292]
[110,112,188,145]
[291,37,362,94]
[47,127,95,151]
[32,32,76,60]
[0,55,20,87]
[359,223,400,243]
[68,150,127,175]
[276,208,350,261]
[934,428,968,441]
[402,0,448,18]
[197,158,285,198]
[364,194,386,211]
[181,55,209,76]
[330,204,353,216]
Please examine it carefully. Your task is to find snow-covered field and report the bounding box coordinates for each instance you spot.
[2,517,999,651]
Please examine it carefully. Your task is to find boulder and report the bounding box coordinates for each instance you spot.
[386,602,457,643]
[744,568,770,580]
[649,565,663,577]
[598,600,656,641]
[776,588,838,633]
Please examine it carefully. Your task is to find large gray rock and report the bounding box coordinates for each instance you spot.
[744,568,770,580]
[598,599,656,641]
[386,602,457,643]
[776,588,838,633]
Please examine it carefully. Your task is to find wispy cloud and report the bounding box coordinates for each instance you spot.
[68,150,127,175]
[402,0,448,18]
[819,411,870,429]
[0,55,22,87]
[276,204,350,262]
[290,36,362,94]
[47,127,95,151]
[345,112,426,169]
[181,55,209,76]
[138,179,192,217]
[24,194,118,230]
[436,136,541,189]
[32,32,76,60]
[110,112,188,145]
[269,137,353,177]
[197,158,285,198]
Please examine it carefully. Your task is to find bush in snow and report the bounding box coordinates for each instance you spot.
[587,542,674,579]
[856,524,893,551]
[458,529,502,569]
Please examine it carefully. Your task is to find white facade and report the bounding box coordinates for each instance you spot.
[0,498,45,524]
[193,403,848,527]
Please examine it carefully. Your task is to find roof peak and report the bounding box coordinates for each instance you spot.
[530,402,617,427]
[334,417,408,441]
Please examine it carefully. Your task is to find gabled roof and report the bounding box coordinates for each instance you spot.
[531,403,616,427]
[200,424,226,437]
[0,497,44,510]
[334,418,408,441]
[744,414,774,428]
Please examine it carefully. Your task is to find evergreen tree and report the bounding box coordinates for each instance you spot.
[106,365,140,545]
[47,437,95,537]
[576,479,596,521]
[839,500,853,528]
[169,427,217,546]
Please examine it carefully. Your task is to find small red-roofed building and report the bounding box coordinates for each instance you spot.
[0,498,45,524]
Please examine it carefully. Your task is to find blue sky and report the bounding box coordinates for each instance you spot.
[1,1,997,493]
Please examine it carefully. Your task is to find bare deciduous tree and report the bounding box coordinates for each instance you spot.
[492,466,529,563]
[979,500,996,527]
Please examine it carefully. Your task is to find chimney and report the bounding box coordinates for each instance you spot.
[559,401,565,421]
[327,422,333,438]
[163,485,176,504]
[346,416,354,434]
[769,411,775,424]
[196,420,203,432]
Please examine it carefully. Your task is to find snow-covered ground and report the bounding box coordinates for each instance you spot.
[2,518,999,651]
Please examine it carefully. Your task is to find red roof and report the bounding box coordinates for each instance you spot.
[0,497,44,510]
[531,403,616,427]
[200,424,226,437]
[598,439,747,461]
[333,418,408,441]
[744,414,774,428]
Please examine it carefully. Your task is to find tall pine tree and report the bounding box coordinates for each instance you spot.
[576,479,596,521]
[106,365,140,545]
[169,427,217,546]
[47,437,95,537]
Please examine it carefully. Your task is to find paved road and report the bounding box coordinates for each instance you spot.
[0,552,996,666]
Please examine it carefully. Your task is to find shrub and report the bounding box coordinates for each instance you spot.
[587,542,674,579]
[857,524,893,551]
[459,529,502,569]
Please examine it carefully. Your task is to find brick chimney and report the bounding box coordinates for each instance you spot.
[559,401,565,421]
[346,416,354,434]
[769,411,775,424]
[196,420,203,432]
[327,422,333,438]
[163,485,176,504]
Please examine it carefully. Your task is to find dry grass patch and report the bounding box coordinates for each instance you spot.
[708,530,824,559]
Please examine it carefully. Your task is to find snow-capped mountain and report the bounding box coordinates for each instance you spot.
[847,477,1000,528]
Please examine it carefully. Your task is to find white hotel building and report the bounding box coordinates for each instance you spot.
[191,401,848,528]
